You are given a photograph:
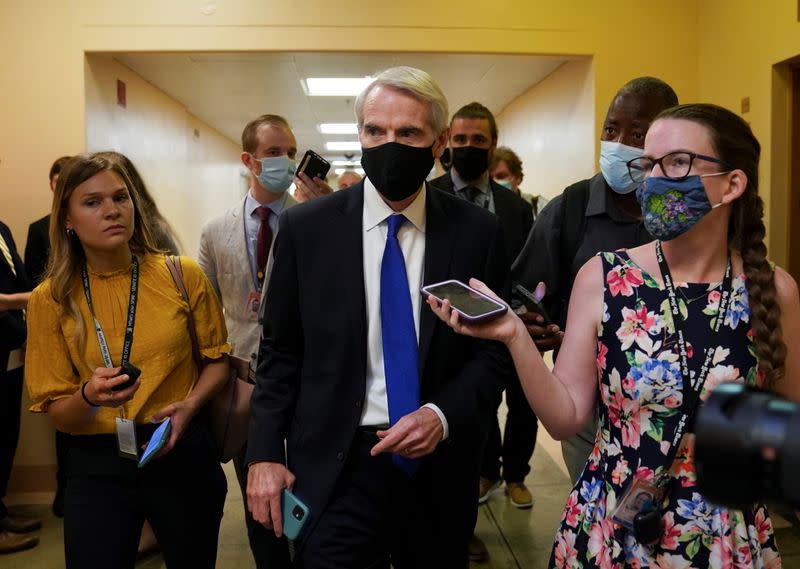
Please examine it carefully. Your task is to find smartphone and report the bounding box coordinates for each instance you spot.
[512,283,553,326]
[420,279,507,323]
[138,418,172,468]
[112,362,141,391]
[282,488,310,540]
[297,149,331,180]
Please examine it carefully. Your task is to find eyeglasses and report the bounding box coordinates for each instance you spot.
[626,151,732,184]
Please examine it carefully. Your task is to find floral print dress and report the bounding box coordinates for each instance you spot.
[550,251,781,569]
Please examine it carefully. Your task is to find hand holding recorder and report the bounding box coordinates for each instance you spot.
[511,283,563,351]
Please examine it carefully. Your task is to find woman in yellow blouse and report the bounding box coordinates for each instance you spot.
[25,153,230,569]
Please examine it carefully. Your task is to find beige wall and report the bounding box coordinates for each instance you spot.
[84,55,243,258]
[496,58,595,200]
[696,0,800,264]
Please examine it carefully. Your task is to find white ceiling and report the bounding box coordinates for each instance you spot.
[116,52,568,165]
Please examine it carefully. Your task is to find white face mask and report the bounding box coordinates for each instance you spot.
[599,140,644,194]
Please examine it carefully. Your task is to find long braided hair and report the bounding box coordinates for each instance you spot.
[657,103,786,388]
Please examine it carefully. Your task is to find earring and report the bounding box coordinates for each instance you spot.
[66,228,75,237]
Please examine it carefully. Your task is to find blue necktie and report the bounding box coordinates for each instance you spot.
[380,214,420,476]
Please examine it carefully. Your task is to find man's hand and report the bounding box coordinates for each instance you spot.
[247,462,296,537]
[294,171,333,202]
[370,407,443,459]
[519,311,563,351]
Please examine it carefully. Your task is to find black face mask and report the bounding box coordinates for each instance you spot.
[451,146,490,181]
[361,142,434,202]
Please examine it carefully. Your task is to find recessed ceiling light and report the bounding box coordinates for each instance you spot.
[303,77,373,96]
[325,141,362,151]
[319,123,359,135]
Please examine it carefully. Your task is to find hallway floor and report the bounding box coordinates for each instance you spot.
[4,427,800,568]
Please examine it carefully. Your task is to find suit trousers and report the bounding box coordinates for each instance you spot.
[233,443,290,568]
[0,366,23,518]
[480,375,538,483]
[62,421,226,569]
[295,430,473,569]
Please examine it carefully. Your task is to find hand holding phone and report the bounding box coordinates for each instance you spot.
[297,150,330,180]
[512,283,552,326]
[138,418,172,468]
[281,488,310,540]
[421,280,507,323]
[112,362,141,391]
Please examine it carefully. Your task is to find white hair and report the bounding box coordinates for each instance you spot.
[354,66,449,136]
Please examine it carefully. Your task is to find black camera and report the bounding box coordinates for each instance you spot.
[292,505,305,521]
[694,382,800,508]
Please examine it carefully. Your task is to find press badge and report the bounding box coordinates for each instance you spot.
[244,291,261,322]
[611,477,664,530]
[115,417,139,460]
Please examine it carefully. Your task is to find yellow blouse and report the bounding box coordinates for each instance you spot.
[25,253,230,435]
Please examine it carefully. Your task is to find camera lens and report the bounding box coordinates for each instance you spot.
[292,505,304,520]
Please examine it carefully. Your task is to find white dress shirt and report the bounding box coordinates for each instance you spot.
[359,178,448,438]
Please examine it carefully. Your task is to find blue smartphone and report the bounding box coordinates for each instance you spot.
[282,488,310,540]
[138,418,172,468]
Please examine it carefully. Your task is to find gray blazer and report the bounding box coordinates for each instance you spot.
[198,193,297,359]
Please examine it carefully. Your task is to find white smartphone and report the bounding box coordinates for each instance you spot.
[420,279,507,323]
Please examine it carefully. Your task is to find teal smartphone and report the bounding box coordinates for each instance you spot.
[282,488,310,540]
[138,418,172,468]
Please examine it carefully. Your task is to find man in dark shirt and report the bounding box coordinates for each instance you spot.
[511,77,678,481]
[0,220,39,554]
[24,156,71,286]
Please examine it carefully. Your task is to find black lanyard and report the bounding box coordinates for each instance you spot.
[655,240,733,452]
[81,257,139,369]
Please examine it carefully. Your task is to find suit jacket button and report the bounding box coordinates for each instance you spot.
[355,400,361,408]
[337,452,344,460]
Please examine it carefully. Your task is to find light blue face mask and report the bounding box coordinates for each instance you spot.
[493,178,514,191]
[600,141,644,194]
[253,155,296,194]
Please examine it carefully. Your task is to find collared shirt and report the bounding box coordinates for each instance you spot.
[361,178,448,438]
[451,169,495,214]
[511,173,651,329]
[244,189,288,288]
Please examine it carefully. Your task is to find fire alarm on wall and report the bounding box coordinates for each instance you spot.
[117,79,127,108]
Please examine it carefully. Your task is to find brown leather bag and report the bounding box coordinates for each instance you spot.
[164,255,254,463]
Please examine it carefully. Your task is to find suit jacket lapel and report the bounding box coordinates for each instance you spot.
[418,185,456,374]
[338,184,368,374]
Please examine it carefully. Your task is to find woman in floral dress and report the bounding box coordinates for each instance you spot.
[428,103,800,568]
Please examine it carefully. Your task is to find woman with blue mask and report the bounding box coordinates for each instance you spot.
[427,103,800,568]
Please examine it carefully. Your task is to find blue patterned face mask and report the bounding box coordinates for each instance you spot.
[636,175,725,240]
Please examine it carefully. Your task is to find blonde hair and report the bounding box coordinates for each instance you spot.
[47,152,160,355]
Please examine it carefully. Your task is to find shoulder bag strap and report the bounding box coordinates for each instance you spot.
[164,255,202,369]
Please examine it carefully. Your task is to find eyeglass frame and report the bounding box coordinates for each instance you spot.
[626,151,733,184]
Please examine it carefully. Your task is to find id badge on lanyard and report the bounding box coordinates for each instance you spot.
[82,257,140,460]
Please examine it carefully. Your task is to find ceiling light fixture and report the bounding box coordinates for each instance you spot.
[319,123,359,135]
[325,141,362,152]
[303,77,373,96]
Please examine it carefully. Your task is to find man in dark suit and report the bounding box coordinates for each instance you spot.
[429,103,535,555]
[24,156,71,287]
[0,220,39,554]
[246,66,510,568]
